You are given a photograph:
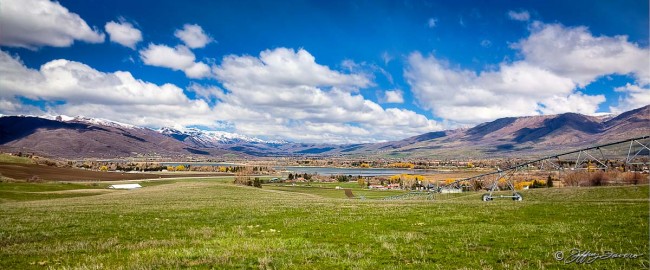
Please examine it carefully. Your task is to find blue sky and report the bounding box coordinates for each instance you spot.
[0,0,648,143]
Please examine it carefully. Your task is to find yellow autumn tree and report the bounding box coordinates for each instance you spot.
[389,175,401,184]
[514,181,532,190]
[357,177,365,187]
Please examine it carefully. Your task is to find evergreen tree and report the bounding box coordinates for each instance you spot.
[253,178,262,188]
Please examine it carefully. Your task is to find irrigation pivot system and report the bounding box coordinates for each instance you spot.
[452,136,649,201]
[383,136,650,201]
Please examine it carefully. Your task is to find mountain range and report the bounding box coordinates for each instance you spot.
[0,105,648,159]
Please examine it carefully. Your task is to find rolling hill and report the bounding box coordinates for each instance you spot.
[347,105,649,158]
[0,105,648,158]
[0,116,239,158]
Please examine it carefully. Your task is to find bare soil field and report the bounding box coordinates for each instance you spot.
[0,162,231,181]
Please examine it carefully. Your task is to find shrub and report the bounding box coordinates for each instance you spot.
[234,167,256,187]
[28,175,43,183]
[530,179,546,188]
[623,172,648,185]
[514,181,531,190]
[335,175,349,182]
[38,160,57,167]
[588,171,608,186]
[563,171,586,186]
[472,180,484,191]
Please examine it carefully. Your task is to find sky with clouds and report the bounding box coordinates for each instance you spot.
[0,0,648,143]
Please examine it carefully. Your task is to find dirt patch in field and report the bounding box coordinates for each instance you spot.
[0,162,231,181]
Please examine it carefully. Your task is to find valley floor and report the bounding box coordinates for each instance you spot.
[0,162,232,182]
[0,179,648,269]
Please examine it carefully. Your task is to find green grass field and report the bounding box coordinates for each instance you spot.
[0,178,648,269]
[0,153,33,164]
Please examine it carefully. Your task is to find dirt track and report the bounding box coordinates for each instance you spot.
[0,162,232,181]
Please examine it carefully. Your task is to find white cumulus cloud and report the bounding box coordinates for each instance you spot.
[210,48,442,143]
[514,22,649,86]
[215,48,371,90]
[0,49,216,127]
[139,44,211,79]
[0,0,104,49]
[0,48,443,143]
[383,90,404,103]
[405,52,603,124]
[184,62,211,79]
[105,20,142,49]
[538,93,605,115]
[174,24,213,49]
[188,83,223,101]
[140,44,195,70]
[405,22,648,125]
[610,83,650,113]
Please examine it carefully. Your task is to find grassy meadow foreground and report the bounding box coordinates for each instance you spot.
[0,178,648,269]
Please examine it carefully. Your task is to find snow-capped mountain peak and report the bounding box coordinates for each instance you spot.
[158,126,288,145]
[44,115,139,129]
[16,114,287,145]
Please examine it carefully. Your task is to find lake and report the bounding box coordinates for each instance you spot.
[276,166,441,176]
[158,163,441,176]
[160,162,243,167]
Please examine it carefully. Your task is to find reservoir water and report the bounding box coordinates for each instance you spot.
[160,162,243,167]
[276,166,440,176]
[159,163,440,176]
